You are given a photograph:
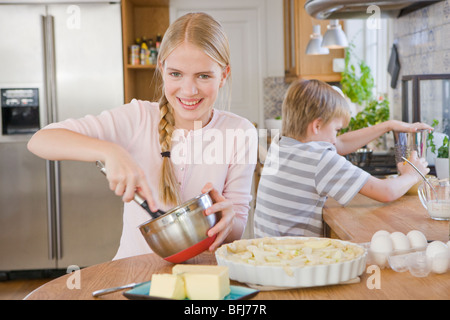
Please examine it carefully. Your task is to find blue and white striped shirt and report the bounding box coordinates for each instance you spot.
[254,136,369,238]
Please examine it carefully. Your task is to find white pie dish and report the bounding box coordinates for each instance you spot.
[215,237,367,288]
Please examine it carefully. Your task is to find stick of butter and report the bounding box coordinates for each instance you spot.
[172,265,230,300]
[149,273,186,300]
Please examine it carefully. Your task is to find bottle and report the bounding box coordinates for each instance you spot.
[129,44,140,65]
[140,42,150,65]
[142,36,148,46]
[148,38,157,65]
[156,34,162,52]
[148,38,154,51]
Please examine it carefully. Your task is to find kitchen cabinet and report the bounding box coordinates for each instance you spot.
[121,0,170,103]
[284,0,344,82]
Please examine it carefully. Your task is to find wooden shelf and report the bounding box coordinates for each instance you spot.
[121,0,169,103]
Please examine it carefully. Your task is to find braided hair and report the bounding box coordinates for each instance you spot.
[158,95,182,206]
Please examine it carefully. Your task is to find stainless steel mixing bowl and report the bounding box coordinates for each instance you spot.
[138,192,216,263]
[347,148,373,167]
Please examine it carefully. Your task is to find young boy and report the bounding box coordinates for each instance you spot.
[254,79,431,238]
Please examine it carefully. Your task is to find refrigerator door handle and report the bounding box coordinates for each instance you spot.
[54,160,63,260]
[45,160,63,261]
[45,160,56,260]
[43,14,63,261]
[42,14,58,125]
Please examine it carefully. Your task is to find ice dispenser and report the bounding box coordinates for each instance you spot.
[1,88,40,135]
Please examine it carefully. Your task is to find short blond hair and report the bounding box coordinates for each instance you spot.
[281,79,350,139]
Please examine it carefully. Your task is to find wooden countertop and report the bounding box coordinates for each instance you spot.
[323,194,449,243]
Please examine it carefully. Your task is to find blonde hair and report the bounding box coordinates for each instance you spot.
[281,79,350,139]
[156,12,231,206]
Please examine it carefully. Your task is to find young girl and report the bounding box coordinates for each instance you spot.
[254,79,431,238]
[28,13,257,259]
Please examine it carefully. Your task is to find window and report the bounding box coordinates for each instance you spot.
[344,18,392,96]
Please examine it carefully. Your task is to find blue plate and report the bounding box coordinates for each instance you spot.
[123,281,259,300]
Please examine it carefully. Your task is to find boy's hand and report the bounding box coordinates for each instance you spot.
[388,120,433,133]
[397,151,429,182]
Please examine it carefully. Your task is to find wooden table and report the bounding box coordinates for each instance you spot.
[25,252,449,300]
[323,194,449,243]
[25,194,449,301]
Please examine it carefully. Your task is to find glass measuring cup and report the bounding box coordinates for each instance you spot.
[418,179,450,221]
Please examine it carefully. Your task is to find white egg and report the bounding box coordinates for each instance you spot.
[370,234,393,266]
[406,230,428,249]
[425,241,449,274]
[371,230,390,241]
[426,241,448,257]
[390,232,411,251]
[370,234,393,252]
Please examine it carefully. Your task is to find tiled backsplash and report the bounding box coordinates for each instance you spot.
[263,76,290,120]
[391,0,450,119]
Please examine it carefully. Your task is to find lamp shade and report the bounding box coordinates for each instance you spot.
[305,25,329,55]
[322,20,348,49]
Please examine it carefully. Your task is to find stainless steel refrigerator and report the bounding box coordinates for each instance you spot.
[0,1,125,276]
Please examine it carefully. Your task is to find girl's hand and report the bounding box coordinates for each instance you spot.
[388,120,433,133]
[397,151,430,182]
[104,146,157,212]
[201,182,235,251]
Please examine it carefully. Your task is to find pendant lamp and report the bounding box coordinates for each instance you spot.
[322,19,348,49]
[305,25,329,55]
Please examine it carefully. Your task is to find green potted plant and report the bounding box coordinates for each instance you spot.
[340,95,390,134]
[340,43,374,107]
[427,119,449,179]
[340,43,390,134]
[339,43,390,165]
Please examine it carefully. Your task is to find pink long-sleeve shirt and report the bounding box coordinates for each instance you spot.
[44,99,257,260]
